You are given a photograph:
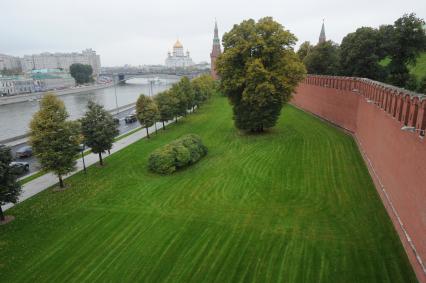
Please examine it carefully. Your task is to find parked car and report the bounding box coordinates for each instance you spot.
[10,161,30,175]
[16,145,32,158]
[125,114,137,124]
[113,117,120,125]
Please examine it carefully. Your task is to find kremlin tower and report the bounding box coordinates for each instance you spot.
[210,20,222,80]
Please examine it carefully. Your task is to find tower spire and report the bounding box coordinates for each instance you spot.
[210,19,222,80]
[319,19,326,44]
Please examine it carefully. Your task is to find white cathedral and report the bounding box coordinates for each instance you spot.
[165,40,194,68]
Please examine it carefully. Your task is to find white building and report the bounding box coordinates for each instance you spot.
[20,49,101,75]
[0,54,21,71]
[0,76,35,96]
[165,40,194,68]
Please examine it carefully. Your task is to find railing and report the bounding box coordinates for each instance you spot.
[303,75,426,138]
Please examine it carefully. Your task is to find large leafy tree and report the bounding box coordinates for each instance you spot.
[154,90,178,130]
[303,41,341,75]
[29,93,80,188]
[191,74,215,108]
[340,27,387,80]
[297,41,314,61]
[384,13,426,87]
[80,101,119,166]
[0,146,21,222]
[216,17,306,132]
[136,94,158,138]
[69,63,93,85]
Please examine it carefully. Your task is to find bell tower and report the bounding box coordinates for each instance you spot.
[210,20,222,80]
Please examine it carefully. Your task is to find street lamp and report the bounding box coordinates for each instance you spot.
[79,144,87,174]
[113,75,119,115]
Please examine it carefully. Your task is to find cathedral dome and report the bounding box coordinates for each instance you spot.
[173,40,183,48]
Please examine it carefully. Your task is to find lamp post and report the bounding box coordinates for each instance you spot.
[113,74,119,115]
[80,144,87,174]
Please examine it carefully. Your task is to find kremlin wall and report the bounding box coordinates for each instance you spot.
[292,75,426,281]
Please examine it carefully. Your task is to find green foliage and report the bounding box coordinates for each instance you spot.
[216,17,306,132]
[416,76,426,93]
[297,41,313,61]
[169,77,195,116]
[69,63,93,85]
[80,101,119,165]
[154,90,178,124]
[148,134,207,174]
[0,96,416,282]
[340,27,387,80]
[29,93,80,187]
[303,41,340,75]
[191,74,215,107]
[0,146,21,220]
[136,94,159,137]
[382,13,426,87]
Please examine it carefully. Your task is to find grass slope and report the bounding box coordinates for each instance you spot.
[0,96,416,282]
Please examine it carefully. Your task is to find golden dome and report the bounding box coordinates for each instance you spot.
[173,40,183,48]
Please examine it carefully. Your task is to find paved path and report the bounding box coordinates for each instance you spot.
[2,118,176,212]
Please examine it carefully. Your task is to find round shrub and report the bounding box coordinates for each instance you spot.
[148,134,207,174]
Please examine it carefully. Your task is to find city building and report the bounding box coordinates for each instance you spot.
[0,54,22,72]
[210,20,222,80]
[319,20,326,44]
[165,40,194,68]
[20,49,101,75]
[0,75,35,95]
[30,69,75,92]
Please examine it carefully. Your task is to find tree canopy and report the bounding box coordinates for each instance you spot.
[297,41,314,61]
[0,146,21,222]
[136,94,158,138]
[80,101,119,166]
[303,41,340,75]
[340,27,387,80]
[29,93,80,188]
[216,17,306,132]
[70,63,93,85]
[154,90,178,129]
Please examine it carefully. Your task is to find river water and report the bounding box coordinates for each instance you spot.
[0,78,178,141]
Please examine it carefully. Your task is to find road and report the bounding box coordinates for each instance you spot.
[9,106,139,178]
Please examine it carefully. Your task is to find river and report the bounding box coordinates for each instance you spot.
[0,78,178,141]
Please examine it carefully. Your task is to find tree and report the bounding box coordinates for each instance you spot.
[29,93,80,188]
[80,101,119,166]
[303,41,341,75]
[70,63,93,85]
[216,17,306,132]
[192,74,215,108]
[154,90,178,130]
[383,13,426,87]
[297,41,313,61]
[0,146,21,222]
[340,27,387,80]
[136,94,158,138]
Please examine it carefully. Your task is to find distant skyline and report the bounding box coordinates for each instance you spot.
[1,0,425,66]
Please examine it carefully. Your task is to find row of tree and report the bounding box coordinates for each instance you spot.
[135,75,216,137]
[0,74,217,220]
[298,13,426,92]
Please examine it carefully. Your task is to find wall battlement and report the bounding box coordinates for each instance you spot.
[293,75,426,282]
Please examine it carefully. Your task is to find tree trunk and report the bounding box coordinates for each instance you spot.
[0,206,5,222]
[175,116,178,123]
[154,123,158,134]
[99,152,103,166]
[162,121,165,130]
[59,175,64,188]
[146,127,150,138]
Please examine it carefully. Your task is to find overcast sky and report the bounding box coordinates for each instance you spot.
[1,0,425,66]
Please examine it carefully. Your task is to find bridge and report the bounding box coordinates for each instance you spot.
[100,69,209,84]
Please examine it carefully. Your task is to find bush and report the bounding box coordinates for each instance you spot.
[148,134,207,174]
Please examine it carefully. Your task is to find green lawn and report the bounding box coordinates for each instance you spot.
[0,95,416,282]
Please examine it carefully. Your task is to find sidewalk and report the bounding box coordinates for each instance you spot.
[2,119,174,211]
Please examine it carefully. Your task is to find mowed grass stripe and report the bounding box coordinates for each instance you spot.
[0,95,416,282]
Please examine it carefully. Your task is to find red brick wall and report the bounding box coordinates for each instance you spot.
[292,75,426,282]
